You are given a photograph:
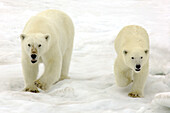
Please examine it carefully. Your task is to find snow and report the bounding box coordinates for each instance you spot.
[0,0,170,113]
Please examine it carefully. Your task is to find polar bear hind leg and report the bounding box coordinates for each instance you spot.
[60,47,73,81]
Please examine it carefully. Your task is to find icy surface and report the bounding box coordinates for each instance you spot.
[0,0,170,113]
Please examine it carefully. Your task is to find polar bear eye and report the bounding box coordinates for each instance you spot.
[28,44,31,47]
[145,50,148,54]
[141,57,143,59]
[131,57,134,59]
[38,44,41,47]
[123,50,128,55]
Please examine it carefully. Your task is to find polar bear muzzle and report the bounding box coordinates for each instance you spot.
[31,60,37,64]
[31,54,37,64]
[135,64,141,71]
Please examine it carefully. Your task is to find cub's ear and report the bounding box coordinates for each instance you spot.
[123,50,128,55]
[44,34,50,41]
[145,50,149,54]
[20,34,26,40]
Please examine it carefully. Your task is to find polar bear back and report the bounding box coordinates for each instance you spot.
[37,9,74,38]
[37,9,74,47]
[114,25,149,54]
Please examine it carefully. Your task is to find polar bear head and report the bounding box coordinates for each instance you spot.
[122,48,149,73]
[20,33,50,64]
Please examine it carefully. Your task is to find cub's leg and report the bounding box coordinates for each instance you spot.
[114,59,133,87]
[128,63,149,98]
[34,54,62,90]
[22,59,39,93]
[60,47,73,81]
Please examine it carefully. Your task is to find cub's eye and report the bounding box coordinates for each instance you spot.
[38,44,41,47]
[28,44,31,47]
[141,57,143,59]
[131,57,134,59]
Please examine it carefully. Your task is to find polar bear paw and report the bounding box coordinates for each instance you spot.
[128,92,143,98]
[34,79,49,90]
[59,75,70,81]
[24,86,39,93]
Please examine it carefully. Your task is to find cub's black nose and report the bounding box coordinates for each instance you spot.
[31,54,37,59]
[136,64,141,69]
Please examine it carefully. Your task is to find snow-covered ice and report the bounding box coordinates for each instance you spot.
[0,0,170,113]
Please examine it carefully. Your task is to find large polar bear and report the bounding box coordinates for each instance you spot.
[20,9,74,93]
[114,25,149,98]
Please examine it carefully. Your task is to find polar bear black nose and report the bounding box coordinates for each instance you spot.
[136,64,141,69]
[31,54,37,59]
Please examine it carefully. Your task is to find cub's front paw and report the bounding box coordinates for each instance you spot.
[34,79,49,90]
[24,86,39,93]
[128,92,143,98]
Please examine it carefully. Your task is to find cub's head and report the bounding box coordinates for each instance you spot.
[122,48,149,73]
[20,33,50,64]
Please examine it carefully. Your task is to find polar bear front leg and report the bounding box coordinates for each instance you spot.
[114,59,133,87]
[22,59,39,93]
[115,69,133,87]
[128,63,148,98]
[35,56,62,90]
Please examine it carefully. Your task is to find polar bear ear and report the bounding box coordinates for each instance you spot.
[20,34,26,41]
[145,50,149,54]
[44,34,50,41]
[123,50,128,55]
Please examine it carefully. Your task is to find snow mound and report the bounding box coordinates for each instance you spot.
[153,92,170,108]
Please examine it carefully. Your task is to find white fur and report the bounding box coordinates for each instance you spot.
[114,25,149,97]
[20,9,74,92]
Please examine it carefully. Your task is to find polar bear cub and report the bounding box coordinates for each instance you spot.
[114,25,149,98]
[20,10,74,93]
